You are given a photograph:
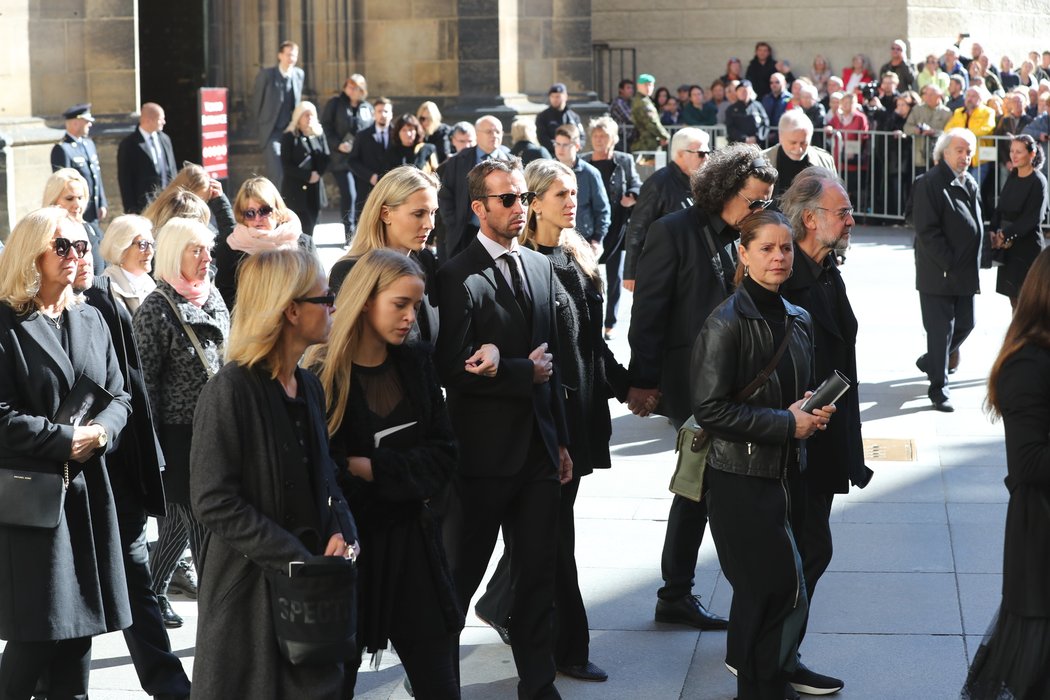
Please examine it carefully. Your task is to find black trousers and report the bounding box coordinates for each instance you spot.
[603,248,625,329]
[474,474,591,667]
[453,433,561,700]
[918,292,975,401]
[793,481,834,651]
[706,468,808,700]
[345,632,459,700]
[0,637,91,700]
[331,169,359,240]
[658,415,710,602]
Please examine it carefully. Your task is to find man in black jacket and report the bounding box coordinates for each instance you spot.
[779,167,874,696]
[535,83,585,154]
[74,254,191,700]
[622,127,710,287]
[912,128,982,412]
[51,103,107,225]
[627,143,777,631]
[346,97,394,226]
[117,103,178,214]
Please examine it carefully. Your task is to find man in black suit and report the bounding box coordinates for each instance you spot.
[912,128,982,412]
[250,40,304,183]
[73,250,191,700]
[437,115,512,262]
[117,103,178,214]
[779,167,873,696]
[346,97,394,227]
[51,103,107,225]
[436,158,571,700]
[627,143,776,632]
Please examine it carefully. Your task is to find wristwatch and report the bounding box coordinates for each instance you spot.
[96,427,108,449]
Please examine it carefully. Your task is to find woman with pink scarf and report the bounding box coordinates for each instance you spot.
[213,176,315,309]
[133,217,230,628]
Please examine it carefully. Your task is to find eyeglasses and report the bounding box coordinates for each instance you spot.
[295,293,336,308]
[242,205,274,220]
[479,192,537,208]
[684,149,711,157]
[816,206,855,220]
[134,240,155,252]
[54,237,89,259]
[736,192,773,211]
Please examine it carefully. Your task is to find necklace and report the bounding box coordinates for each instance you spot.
[43,312,63,329]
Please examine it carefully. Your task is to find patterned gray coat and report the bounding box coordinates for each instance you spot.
[133,280,229,504]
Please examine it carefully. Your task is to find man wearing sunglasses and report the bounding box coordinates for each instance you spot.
[437,157,570,700]
[623,127,710,289]
[627,144,777,634]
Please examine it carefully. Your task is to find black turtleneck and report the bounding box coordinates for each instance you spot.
[743,275,797,413]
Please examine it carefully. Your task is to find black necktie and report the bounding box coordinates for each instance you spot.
[153,134,170,187]
[503,252,532,322]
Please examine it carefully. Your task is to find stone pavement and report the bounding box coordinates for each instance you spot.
[2,223,1013,699]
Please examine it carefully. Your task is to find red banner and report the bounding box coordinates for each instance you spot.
[199,88,228,179]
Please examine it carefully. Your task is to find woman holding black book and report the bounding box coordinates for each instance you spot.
[0,207,132,698]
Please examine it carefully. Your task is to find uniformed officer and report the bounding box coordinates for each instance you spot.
[51,103,108,225]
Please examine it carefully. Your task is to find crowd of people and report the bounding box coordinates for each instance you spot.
[0,34,1048,700]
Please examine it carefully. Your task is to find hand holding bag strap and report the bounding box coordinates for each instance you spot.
[156,289,217,379]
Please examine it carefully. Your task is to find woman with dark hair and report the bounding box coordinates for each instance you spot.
[746,41,778,99]
[962,247,1050,699]
[280,101,331,237]
[692,209,835,700]
[653,86,671,111]
[990,134,1049,307]
[721,57,743,85]
[389,114,439,173]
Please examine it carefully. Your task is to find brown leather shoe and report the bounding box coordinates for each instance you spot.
[948,349,960,374]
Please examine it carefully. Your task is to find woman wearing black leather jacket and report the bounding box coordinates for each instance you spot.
[691,210,836,700]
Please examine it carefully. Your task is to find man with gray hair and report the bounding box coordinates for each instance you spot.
[912,128,982,411]
[622,127,710,287]
[762,110,836,200]
[779,166,873,696]
[449,121,477,153]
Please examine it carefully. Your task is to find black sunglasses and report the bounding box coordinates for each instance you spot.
[295,294,336,308]
[737,192,774,211]
[479,192,537,208]
[684,149,711,157]
[54,237,89,259]
[242,205,274,220]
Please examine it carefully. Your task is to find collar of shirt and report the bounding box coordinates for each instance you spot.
[138,126,157,142]
[476,230,521,262]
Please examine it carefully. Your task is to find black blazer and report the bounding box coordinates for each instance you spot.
[627,206,735,424]
[84,277,167,516]
[436,238,569,477]
[347,124,393,190]
[912,161,983,295]
[116,128,177,214]
[623,161,693,279]
[51,134,107,222]
[436,145,513,261]
[781,254,873,493]
[280,131,330,213]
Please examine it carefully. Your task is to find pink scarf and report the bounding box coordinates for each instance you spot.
[164,274,211,308]
[226,219,302,255]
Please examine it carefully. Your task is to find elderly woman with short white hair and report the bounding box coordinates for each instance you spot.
[99,214,156,313]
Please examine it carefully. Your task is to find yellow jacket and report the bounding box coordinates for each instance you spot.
[945,105,997,167]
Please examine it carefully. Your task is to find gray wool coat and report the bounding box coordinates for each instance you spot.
[0,301,132,641]
[190,362,357,700]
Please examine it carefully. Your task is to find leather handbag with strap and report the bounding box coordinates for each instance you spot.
[669,316,797,501]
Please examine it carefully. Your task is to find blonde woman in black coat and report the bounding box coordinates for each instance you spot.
[281,101,331,237]
[0,208,132,698]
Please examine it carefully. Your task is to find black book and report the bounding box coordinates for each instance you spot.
[54,373,114,426]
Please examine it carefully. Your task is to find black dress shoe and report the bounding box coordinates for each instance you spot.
[157,594,183,629]
[915,354,929,374]
[789,662,844,695]
[655,595,729,630]
[557,662,608,682]
[932,398,955,413]
[474,608,511,645]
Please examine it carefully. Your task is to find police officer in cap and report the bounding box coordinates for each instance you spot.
[51,103,108,226]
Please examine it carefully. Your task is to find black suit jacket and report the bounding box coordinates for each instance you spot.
[781,254,873,493]
[628,206,734,424]
[347,124,393,199]
[84,277,167,515]
[117,128,177,214]
[912,161,983,295]
[436,145,513,261]
[436,238,568,477]
[51,134,107,222]
[623,161,693,279]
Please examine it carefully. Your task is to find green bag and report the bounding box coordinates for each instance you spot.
[669,424,710,502]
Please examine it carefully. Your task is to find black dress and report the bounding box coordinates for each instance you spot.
[963,344,1050,698]
[992,169,1048,299]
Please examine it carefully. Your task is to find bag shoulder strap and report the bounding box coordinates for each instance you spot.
[156,289,216,379]
[731,315,796,403]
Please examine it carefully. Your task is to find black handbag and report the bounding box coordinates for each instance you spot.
[266,555,358,666]
[0,462,69,529]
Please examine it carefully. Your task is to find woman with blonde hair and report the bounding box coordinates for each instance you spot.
[509,117,551,165]
[99,213,157,313]
[417,100,455,162]
[43,167,104,270]
[0,207,132,698]
[190,247,357,699]
[307,248,461,699]
[214,176,312,309]
[474,158,628,683]
[281,101,330,237]
[143,162,236,237]
[133,217,229,629]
